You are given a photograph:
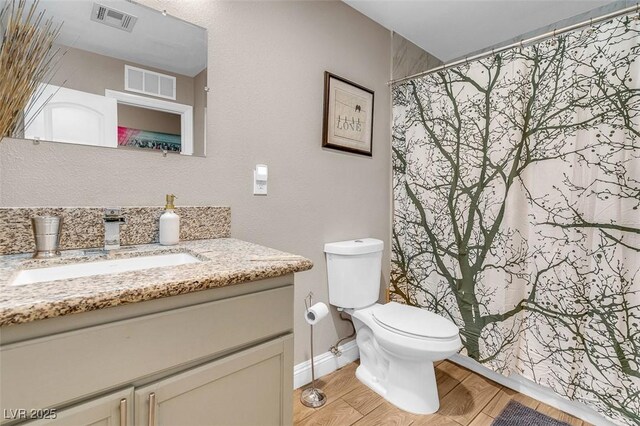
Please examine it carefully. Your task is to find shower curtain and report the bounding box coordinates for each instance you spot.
[391,14,639,425]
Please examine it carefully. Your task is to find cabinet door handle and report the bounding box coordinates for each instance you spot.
[148,392,156,426]
[119,398,127,426]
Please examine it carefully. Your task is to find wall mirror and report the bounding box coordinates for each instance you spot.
[18,0,207,157]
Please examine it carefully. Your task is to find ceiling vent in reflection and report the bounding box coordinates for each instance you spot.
[90,3,137,32]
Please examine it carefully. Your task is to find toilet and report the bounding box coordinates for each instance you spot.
[324,238,462,415]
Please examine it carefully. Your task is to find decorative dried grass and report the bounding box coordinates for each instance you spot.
[0,0,61,140]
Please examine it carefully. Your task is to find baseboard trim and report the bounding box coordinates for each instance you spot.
[293,340,359,389]
[449,354,617,426]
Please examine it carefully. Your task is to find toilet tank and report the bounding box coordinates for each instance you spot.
[324,238,383,309]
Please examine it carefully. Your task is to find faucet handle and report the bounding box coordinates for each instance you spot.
[103,208,126,223]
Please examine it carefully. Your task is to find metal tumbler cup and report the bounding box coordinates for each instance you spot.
[31,216,63,258]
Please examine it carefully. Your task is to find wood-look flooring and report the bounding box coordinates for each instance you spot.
[293,361,591,426]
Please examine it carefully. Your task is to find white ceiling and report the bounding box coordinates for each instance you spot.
[36,0,207,77]
[344,0,614,62]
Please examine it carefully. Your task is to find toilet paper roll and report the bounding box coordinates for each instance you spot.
[305,302,329,325]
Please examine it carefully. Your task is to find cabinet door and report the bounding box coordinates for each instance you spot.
[135,335,293,426]
[26,388,133,426]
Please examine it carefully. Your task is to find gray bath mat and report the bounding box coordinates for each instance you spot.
[492,401,571,426]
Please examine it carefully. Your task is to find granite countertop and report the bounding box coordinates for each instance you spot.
[0,238,313,327]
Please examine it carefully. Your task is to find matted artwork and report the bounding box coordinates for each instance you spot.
[117,126,181,152]
[322,72,374,156]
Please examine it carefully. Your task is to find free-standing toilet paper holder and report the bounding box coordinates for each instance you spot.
[300,292,327,408]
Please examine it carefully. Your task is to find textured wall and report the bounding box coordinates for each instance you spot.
[50,46,196,105]
[0,0,392,365]
[118,105,182,135]
[192,68,207,157]
[392,33,443,80]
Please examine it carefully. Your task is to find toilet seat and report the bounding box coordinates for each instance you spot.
[371,302,459,340]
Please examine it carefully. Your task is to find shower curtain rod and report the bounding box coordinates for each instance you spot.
[389,3,640,85]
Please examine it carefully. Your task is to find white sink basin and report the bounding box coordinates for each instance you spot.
[11,253,201,286]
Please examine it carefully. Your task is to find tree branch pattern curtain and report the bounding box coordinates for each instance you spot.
[391,15,639,425]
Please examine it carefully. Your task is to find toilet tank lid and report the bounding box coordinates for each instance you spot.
[324,238,384,255]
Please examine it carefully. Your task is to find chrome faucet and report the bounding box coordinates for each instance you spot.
[103,208,126,251]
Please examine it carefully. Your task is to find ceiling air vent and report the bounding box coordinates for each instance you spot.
[91,3,137,32]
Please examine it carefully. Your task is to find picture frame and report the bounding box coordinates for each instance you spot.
[322,72,374,156]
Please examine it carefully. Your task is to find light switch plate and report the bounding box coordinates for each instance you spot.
[253,171,267,195]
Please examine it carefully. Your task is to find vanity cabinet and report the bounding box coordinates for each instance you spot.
[0,276,294,426]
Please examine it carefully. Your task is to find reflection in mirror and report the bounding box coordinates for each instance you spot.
[118,106,182,153]
[18,0,207,156]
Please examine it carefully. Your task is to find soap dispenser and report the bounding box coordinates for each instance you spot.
[159,194,180,245]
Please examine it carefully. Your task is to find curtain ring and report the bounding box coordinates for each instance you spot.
[465,56,469,66]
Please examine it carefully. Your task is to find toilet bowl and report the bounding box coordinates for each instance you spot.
[324,238,462,415]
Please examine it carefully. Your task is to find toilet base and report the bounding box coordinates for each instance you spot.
[355,358,440,415]
[348,305,459,415]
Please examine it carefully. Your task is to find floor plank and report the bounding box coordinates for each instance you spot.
[436,361,473,382]
[296,398,363,426]
[468,413,494,426]
[294,363,362,423]
[342,385,384,416]
[558,411,585,426]
[351,401,415,426]
[409,412,461,426]
[437,372,501,425]
[435,360,472,398]
[482,385,540,418]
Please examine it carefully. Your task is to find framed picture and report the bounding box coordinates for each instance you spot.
[322,72,374,156]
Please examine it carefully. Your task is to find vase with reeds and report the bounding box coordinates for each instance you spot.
[0,0,61,140]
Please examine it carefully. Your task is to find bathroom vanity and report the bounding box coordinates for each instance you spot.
[0,239,312,425]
